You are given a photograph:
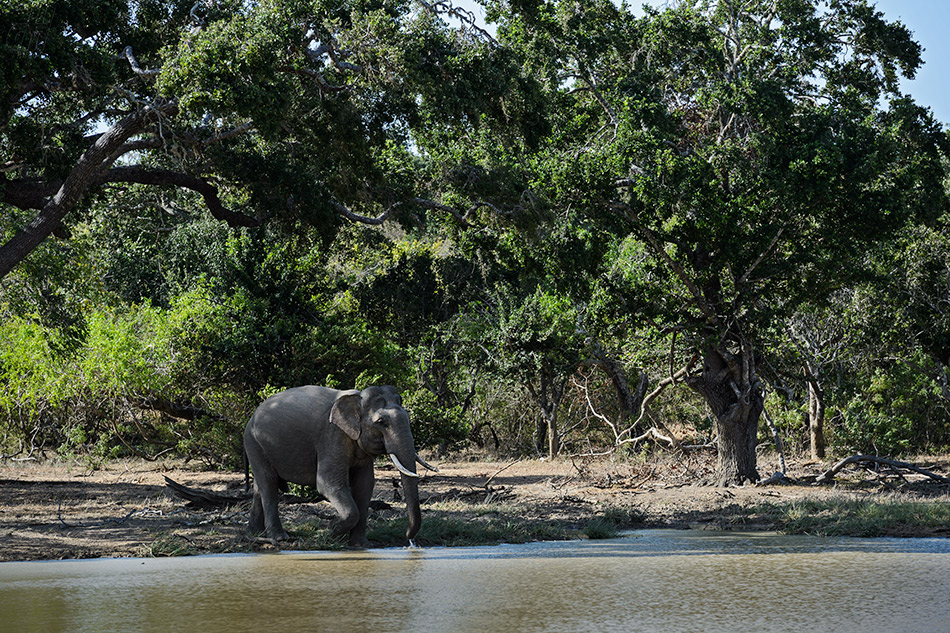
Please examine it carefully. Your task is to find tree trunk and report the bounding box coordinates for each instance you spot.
[686,341,762,485]
[527,370,564,459]
[546,408,559,458]
[593,346,649,431]
[807,378,826,460]
[531,396,559,458]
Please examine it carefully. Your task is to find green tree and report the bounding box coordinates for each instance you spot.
[489,0,949,482]
[1,0,540,280]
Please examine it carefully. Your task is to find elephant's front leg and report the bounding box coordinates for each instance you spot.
[348,463,375,548]
[317,464,362,545]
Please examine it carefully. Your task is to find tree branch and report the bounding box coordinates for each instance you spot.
[618,354,699,440]
[118,46,161,79]
[816,454,950,485]
[100,166,260,228]
[332,197,513,227]
[415,0,498,45]
[0,101,179,280]
[638,221,721,325]
[737,222,784,285]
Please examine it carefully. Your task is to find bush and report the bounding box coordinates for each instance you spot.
[834,355,950,456]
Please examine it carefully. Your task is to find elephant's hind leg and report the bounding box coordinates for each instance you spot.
[245,445,291,542]
[258,476,291,542]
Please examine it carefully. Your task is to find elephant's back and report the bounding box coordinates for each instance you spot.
[247,385,339,436]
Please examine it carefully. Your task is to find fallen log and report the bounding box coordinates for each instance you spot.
[816,455,950,485]
[164,476,375,510]
[756,471,793,486]
[164,476,249,509]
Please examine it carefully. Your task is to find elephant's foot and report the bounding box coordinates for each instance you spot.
[247,526,291,544]
[347,535,372,549]
[268,528,292,542]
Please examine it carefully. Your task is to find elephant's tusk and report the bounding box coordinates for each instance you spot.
[416,454,440,473]
[390,453,420,478]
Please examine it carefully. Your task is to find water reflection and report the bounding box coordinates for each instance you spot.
[1,531,948,633]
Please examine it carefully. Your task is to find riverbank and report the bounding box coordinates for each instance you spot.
[2,452,948,561]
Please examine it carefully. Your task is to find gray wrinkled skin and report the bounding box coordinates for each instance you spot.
[244,385,421,547]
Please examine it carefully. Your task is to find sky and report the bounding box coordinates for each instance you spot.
[872,0,950,125]
[453,0,950,126]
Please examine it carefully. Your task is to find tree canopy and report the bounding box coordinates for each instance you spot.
[2,0,948,482]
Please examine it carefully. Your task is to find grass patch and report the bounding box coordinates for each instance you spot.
[287,522,348,550]
[144,533,199,557]
[753,498,950,537]
[368,501,647,547]
[583,506,646,539]
[582,516,621,540]
[369,514,568,547]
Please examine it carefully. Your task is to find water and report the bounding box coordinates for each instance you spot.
[1,530,949,633]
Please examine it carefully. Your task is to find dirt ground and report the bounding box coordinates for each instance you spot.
[2,451,948,562]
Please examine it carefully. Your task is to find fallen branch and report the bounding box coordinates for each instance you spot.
[816,455,950,485]
[164,476,249,509]
[618,426,676,448]
[485,458,523,488]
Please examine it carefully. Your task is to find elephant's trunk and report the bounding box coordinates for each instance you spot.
[386,422,422,542]
[401,470,422,541]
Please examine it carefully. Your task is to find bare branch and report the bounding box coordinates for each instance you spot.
[285,65,350,92]
[619,354,699,440]
[737,222,784,285]
[415,0,497,46]
[332,196,514,227]
[575,58,618,131]
[301,37,362,92]
[331,200,400,225]
[118,46,161,79]
[817,454,950,485]
[618,426,676,448]
[189,1,206,27]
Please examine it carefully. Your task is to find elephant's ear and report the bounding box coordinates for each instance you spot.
[330,390,363,441]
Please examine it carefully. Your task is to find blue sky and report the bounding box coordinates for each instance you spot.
[454,0,949,126]
[872,0,949,125]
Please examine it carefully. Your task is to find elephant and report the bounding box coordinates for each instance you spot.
[243,384,436,547]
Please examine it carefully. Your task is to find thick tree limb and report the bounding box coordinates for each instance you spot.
[816,454,950,484]
[101,167,259,228]
[2,165,258,243]
[638,222,720,325]
[1,178,58,211]
[0,101,178,279]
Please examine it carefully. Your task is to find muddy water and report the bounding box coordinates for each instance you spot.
[1,530,948,633]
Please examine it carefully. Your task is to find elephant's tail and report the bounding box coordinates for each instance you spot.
[243,448,250,493]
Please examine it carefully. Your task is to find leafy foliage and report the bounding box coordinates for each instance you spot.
[1,0,948,469]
